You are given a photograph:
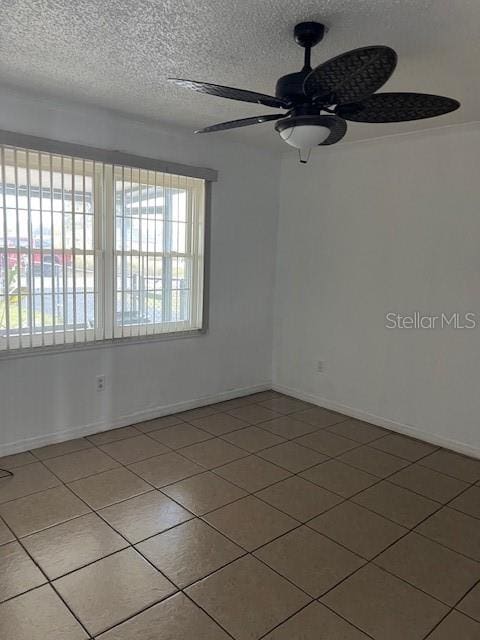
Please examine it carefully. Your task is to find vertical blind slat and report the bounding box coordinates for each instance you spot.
[1,147,9,350]
[0,144,206,351]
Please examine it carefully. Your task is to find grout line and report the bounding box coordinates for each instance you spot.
[1,392,479,640]
[421,576,480,639]
[16,418,325,637]
[8,541,94,639]
[29,460,198,636]
[0,575,50,607]
[313,465,480,636]
[27,439,259,638]
[256,600,378,640]
[416,455,480,483]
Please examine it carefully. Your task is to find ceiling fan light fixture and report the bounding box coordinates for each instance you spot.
[275,115,343,162]
[171,20,460,163]
[278,123,331,149]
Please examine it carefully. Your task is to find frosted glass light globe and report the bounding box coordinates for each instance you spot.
[279,124,330,149]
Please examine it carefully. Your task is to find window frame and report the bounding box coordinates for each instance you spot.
[0,131,214,358]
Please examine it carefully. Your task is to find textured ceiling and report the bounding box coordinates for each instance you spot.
[0,0,478,151]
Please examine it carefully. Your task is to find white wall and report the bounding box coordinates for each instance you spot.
[0,87,280,455]
[2,86,479,459]
[273,124,480,457]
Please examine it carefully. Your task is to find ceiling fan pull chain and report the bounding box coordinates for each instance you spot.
[298,148,312,164]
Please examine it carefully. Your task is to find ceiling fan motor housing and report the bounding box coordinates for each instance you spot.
[275,70,312,104]
[276,22,327,104]
[169,18,460,164]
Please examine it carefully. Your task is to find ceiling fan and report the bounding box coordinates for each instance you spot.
[169,21,460,163]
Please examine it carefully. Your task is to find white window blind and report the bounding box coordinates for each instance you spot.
[0,144,206,352]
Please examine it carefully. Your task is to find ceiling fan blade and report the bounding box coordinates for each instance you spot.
[195,114,284,134]
[320,116,347,145]
[304,46,397,104]
[169,79,288,109]
[336,92,460,122]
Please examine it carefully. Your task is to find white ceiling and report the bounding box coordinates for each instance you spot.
[0,0,478,151]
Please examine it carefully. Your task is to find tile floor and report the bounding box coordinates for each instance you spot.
[0,390,479,639]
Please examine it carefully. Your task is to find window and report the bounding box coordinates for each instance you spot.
[0,144,207,352]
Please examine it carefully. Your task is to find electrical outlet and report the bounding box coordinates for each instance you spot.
[96,375,105,392]
[316,360,325,373]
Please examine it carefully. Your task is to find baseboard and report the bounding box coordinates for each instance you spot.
[273,383,480,460]
[0,382,271,457]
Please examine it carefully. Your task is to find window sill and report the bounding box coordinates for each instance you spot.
[0,328,208,360]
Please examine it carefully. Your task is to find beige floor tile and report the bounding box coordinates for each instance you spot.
[255,526,364,597]
[0,485,90,538]
[134,414,185,432]
[416,507,480,560]
[227,404,281,425]
[191,413,248,435]
[0,517,15,545]
[353,481,439,528]
[97,592,230,639]
[427,611,480,640]
[214,455,291,492]
[301,460,378,497]
[129,451,204,487]
[176,405,221,421]
[450,486,480,519]
[338,445,410,477]
[259,442,327,473]
[161,472,246,515]
[457,582,480,622]
[221,426,285,453]
[256,476,342,521]
[420,449,480,482]
[294,407,347,428]
[0,462,60,503]
[0,584,88,640]
[263,601,370,640]
[87,425,141,446]
[389,463,469,503]
[22,512,127,580]
[327,419,387,444]
[209,396,259,411]
[179,438,247,469]
[205,495,297,550]
[375,532,480,606]
[371,433,438,461]
[310,501,407,559]
[68,467,151,509]
[0,541,46,601]
[246,390,283,402]
[99,490,192,543]
[322,564,448,640]
[186,555,310,640]
[0,451,36,469]
[43,448,119,482]
[296,430,359,456]
[258,415,317,439]
[54,547,176,636]
[257,397,312,414]
[137,518,243,587]
[148,423,211,449]
[99,434,170,464]
[32,438,93,461]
